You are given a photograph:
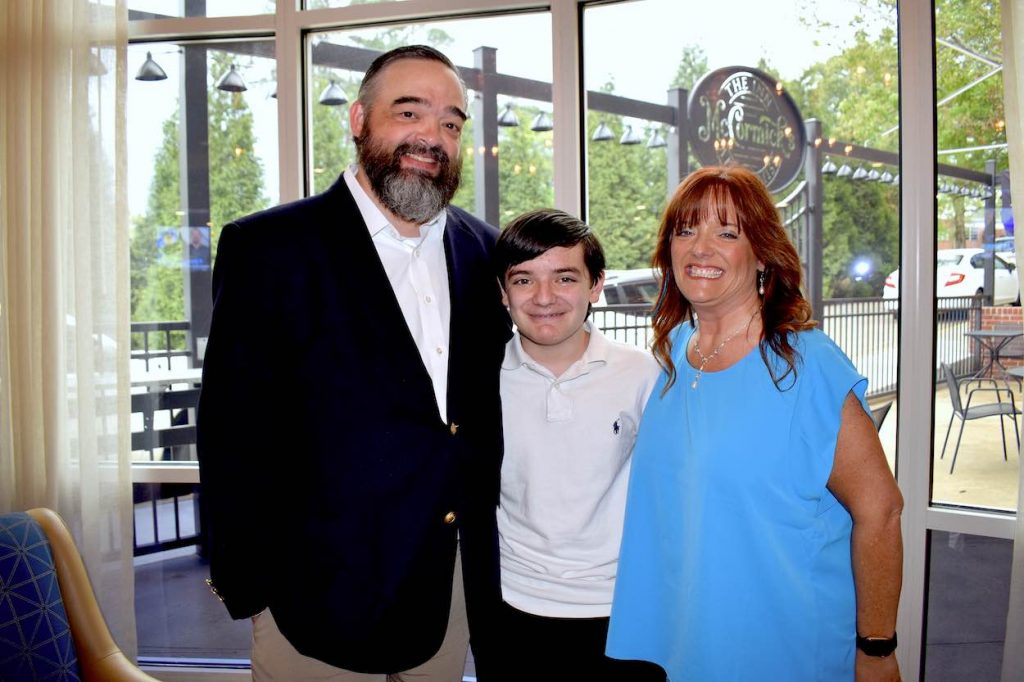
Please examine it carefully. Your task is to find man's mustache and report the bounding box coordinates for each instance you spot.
[393,142,449,166]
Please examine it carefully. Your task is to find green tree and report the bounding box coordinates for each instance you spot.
[821,177,899,297]
[450,119,476,215]
[207,53,268,239]
[935,0,1006,172]
[833,0,1006,168]
[670,45,709,91]
[497,106,554,224]
[310,70,357,195]
[130,115,187,323]
[586,80,667,269]
[935,0,1005,246]
[791,27,901,295]
[801,0,1007,252]
[793,28,899,149]
[131,52,269,324]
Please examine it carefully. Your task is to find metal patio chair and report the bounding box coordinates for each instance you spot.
[940,362,1021,474]
[870,401,893,432]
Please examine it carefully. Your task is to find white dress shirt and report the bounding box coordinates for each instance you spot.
[344,166,451,422]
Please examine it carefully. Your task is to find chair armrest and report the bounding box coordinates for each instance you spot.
[90,651,162,682]
[964,387,1020,414]
[26,509,160,682]
[961,377,1008,399]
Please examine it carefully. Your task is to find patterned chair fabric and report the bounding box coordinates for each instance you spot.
[0,511,82,682]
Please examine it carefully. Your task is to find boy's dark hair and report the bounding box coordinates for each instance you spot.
[495,209,606,287]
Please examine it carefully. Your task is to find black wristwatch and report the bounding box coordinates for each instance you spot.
[856,632,898,657]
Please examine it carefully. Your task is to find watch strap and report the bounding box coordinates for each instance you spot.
[856,632,898,657]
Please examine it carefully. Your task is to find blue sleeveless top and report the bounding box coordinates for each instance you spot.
[607,325,868,681]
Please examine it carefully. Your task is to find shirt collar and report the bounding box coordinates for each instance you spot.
[343,164,446,239]
[502,321,611,377]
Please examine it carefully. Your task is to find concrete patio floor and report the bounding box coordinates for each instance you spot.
[873,381,1022,511]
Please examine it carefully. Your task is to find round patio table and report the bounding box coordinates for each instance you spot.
[964,329,1023,380]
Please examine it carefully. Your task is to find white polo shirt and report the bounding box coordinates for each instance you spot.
[497,323,659,617]
[343,166,451,422]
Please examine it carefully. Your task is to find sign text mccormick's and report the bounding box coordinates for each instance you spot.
[688,66,806,192]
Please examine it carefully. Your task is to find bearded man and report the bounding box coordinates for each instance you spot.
[197,45,511,682]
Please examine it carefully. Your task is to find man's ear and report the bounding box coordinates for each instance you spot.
[350,101,366,139]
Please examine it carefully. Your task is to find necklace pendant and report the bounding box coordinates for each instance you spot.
[691,376,699,389]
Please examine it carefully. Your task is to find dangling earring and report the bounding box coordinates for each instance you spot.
[758,270,766,296]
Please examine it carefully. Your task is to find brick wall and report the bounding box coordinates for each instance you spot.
[979,306,1024,369]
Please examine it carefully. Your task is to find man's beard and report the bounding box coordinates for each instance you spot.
[356,128,462,225]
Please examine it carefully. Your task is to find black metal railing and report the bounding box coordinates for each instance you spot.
[131,388,200,459]
[132,320,200,555]
[131,320,200,462]
[131,320,192,371]
[820,298,900,395]
[591,296,986,398]
[932,296,986,380]
[591,305,654,350]
[133,483,202,557]
[129,301,988,555]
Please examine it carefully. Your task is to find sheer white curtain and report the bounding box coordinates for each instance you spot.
[1005,0,1024,678]
[0,0,135,656]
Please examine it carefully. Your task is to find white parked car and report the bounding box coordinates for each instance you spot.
[882,248,1020,308]
[597,268,661,306]
[993,236,1016,266]
[594,269,660,348]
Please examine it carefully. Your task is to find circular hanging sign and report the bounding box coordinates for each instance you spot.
[687,66,806,192]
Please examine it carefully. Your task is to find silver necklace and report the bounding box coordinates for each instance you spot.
[691,310,759,390]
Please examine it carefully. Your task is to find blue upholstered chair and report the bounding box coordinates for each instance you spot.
[0,509,158,682]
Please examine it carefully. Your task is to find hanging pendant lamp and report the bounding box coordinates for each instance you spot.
[216,64,247,92]
[136,51,167,81]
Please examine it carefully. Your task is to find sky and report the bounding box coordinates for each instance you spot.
[127,0,889,218]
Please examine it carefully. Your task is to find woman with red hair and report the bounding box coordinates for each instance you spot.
[606,166,903,681]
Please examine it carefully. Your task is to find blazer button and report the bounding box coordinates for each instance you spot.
[450,422,459,435]
[444,511,457,524]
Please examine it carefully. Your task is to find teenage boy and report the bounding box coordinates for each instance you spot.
[491,209,665,680]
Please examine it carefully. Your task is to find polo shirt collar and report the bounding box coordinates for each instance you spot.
[502,321,610,378]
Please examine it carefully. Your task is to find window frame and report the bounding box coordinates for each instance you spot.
[126,2,1024,681]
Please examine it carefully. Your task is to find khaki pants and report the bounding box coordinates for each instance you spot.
[251,554,469,682]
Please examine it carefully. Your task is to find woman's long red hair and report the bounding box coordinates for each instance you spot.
[651,166,815,390]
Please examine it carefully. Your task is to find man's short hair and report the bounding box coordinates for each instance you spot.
[495,209,606,287]
[358,45,466,110]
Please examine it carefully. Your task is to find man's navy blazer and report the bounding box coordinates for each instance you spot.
[196,175,511,673]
